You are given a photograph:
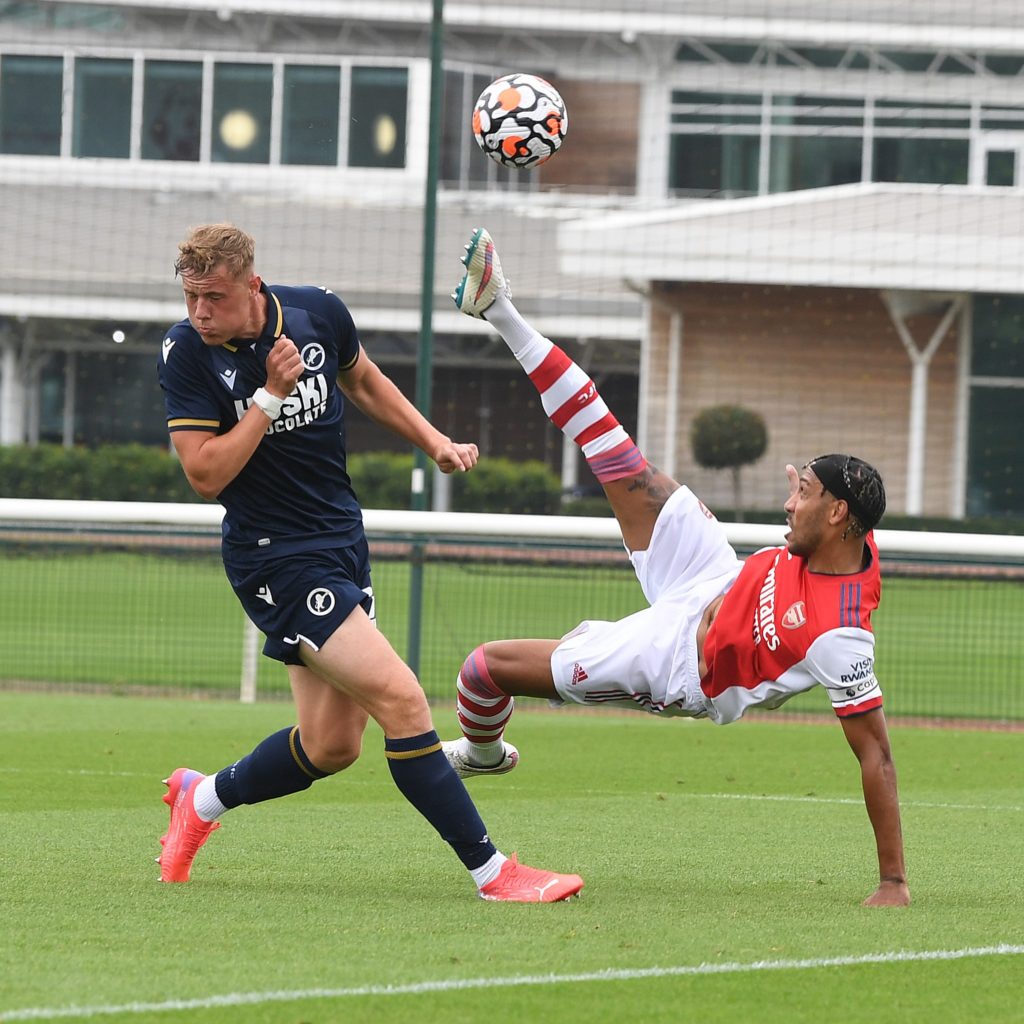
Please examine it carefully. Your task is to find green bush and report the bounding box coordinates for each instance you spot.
[0,444,200,502]
[0,445,563,513]
[560,495,615,518]
[2,443,1022,531]
[347,451,415,510]
[451,457,561,515]
[690,405,768,470]
[691,404,768,520]
[349,452,561,515]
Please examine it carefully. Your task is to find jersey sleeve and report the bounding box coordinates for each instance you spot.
[803,627,883,718]
[156,330,222,434]
[321,289,360,372]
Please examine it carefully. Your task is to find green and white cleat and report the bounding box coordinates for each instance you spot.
[451,227,511,319]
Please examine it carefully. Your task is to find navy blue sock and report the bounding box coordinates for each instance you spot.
[385,730,497,871]
[214,726,329,808]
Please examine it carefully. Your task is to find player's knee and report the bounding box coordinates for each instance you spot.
[301,734,363,774]
[371,676,434,737]
[476,642,519,695]
[458,644,508,699]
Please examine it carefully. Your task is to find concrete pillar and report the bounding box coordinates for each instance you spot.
[0,339,26,445]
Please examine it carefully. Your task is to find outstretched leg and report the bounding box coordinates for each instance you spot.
[454,227,679,552]
[443,639,561,776]
[445,228,683,776]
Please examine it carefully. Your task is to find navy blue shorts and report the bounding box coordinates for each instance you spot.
[225,540,375,665]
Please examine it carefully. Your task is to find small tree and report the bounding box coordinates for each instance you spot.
[690,405,768,520]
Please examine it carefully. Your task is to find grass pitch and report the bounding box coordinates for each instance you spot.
[2,551,1023,722]
[1,692,1022,1023]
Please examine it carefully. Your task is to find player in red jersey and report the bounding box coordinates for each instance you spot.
[445,228,909,908]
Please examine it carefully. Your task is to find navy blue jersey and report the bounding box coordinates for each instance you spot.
[157,283,363,560]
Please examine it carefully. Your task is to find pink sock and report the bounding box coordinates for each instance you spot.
[457,646,513,760]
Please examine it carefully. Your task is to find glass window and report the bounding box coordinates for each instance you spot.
[971,295,1024,377]
[872,138,968,184]
[839,51,871,70]
[789,47,846,68]
[675,43,713,64]
[934,54,974,75]
[984,55,1024,76]
[980,107,1024,131]
[967,296,1024,517]
[73,351,168,446]
[73,58,132,158]
[967,387,1024,516]
[440,69,474,185]
[37,356,66,445]
[771,95,864,128]
[348,66,407,168]
[671,91,761,126]
[212,62,272,164]
[877,50,937,73]
[874,100,970,130]
[669,133,760,196]
[439,70,513,188]
[142,61,201,161]
[709,43,763,64]
[0,55,62,155]
[769,135,862,192]
[986,150,1016,187]
[282,65,340,166]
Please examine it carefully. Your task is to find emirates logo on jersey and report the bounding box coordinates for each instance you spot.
[782,601,807,630]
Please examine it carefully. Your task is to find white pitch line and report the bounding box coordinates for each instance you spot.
[2,945,1022,1022]
[691,792,1024,813]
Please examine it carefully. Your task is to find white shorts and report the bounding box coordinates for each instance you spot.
[549,486,742,717]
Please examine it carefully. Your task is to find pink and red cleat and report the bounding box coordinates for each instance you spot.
[478,854,583,903]
[158,767,220,883]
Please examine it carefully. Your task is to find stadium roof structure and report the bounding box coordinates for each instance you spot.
[40,0,1024,57]
[559,183,1024,296]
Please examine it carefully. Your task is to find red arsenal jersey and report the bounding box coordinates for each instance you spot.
[701,535,882,724]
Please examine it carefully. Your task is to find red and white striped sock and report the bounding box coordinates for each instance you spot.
[456,645,514,765]
[486,293,647,483]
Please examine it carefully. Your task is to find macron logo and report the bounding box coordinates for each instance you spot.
[220,368,237,390]
[162,337,175,362]
[256,585,274,606]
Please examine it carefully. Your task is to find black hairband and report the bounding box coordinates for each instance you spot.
[806,454,872,529]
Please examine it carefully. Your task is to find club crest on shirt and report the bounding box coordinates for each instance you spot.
[301,342,326,371]
[782,601,807,630]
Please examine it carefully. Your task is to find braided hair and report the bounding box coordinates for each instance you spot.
[805,454,886,538]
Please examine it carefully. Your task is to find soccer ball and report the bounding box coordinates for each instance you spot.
[472,73,568,170]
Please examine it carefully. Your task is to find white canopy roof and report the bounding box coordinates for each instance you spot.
[560,183,1024,294]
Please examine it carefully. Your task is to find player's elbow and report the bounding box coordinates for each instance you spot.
[185,470,221,501]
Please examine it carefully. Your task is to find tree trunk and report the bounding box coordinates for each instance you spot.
[732,466,744,522]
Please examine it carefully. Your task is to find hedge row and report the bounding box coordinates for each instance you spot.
[0,444,575,516]
[2,444,1020,531]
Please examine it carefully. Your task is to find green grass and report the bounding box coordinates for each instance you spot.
[1,692,1022,1023]
[1,550,1023,720]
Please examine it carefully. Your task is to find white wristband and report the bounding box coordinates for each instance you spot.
[251,387,284,420]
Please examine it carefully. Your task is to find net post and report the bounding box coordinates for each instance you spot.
[240,617,259,704]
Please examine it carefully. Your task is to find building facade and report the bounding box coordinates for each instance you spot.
[1,1,1022,515]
